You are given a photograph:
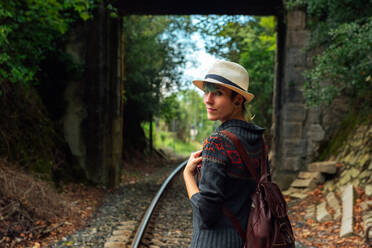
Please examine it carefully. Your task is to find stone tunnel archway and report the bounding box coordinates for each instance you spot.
[64,1,321,188]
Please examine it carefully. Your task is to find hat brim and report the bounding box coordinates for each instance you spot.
[193,79,255,103]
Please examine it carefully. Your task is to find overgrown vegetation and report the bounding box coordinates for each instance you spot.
[195,16,276,130]
[0,0,99,180]
[122,15,195,155]
[142,122,202,157]
[159,90,217,143]
[0,0,94,88]
[0,84,59,178]
[286,0,372,107]
[142,89,217,157]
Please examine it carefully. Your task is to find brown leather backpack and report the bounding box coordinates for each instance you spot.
[221,130,295,248]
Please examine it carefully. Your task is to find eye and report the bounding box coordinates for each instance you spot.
[215,90,223,96]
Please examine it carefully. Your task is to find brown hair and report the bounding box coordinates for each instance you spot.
[230,90,254,122]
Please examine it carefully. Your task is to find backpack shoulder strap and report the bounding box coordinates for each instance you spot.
[220,129,260,182]
[261,137,269,182]
[220,130,271,243]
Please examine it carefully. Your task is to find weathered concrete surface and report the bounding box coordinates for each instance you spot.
[64,4,123,187]
[291,178,317,189]
[316,202,332,222]
[298,171,325,184]
[340,184,356,237]
[305,204,316,220]
[340,217,354,238]
[283,169,325,198]
[326,192,341,220]
[282,187,308,199]
[63,81,87,171]
[307,161,337,174]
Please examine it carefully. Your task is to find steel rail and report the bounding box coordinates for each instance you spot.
[131,159,188,248]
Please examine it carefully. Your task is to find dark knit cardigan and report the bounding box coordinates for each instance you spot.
[189,119,269,248]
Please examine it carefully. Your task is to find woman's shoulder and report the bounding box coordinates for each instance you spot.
[217,119,265,133]
[203,131,232,148]
[202,132,234,164]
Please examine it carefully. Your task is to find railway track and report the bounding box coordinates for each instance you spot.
[104,160,193,248]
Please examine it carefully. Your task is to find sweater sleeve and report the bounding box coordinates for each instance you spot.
[190,134,230,228]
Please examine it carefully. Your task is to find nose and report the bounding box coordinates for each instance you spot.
[204,92,214,105]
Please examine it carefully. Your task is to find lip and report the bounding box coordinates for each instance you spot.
[206,107,217,113]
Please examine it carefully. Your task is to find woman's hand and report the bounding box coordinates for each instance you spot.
[184,150,202,176]
[184,150,202,199]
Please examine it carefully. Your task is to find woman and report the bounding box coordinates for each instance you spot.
[184,60,269,248]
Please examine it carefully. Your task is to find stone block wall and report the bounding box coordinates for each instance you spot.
[272,10,328,188]
[272,10,353,189]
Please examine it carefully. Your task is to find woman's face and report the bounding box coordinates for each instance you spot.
[203,84,239,123]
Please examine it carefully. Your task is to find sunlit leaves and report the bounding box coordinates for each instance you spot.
[64,0,95,21]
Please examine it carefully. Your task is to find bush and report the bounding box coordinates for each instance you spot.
[286,0,372,107]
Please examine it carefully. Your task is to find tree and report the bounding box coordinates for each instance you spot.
[0,0,96,178]
[239,17,276,130]
[122,15,193,154]
[195,16,276,129]
[286,0,372,108]
[159,89,217,145]
[159,94,181,127]
[0,0,94,89]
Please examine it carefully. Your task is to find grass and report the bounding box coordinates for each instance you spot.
[142,122,202,157]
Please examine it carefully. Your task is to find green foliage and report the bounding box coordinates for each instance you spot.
[0,0,98,181]
[286,0,372,107]
[123,15,193,122]
[303,18,372,106]
[123,15,196,153]
[181,90,217,142]
[159,89,217,144]
[195,16,276,129]
[239,17,276,129]
[0,0,95,86]
[142,122,201,156]
[159,94,181,126]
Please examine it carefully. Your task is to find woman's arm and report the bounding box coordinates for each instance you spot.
[185,135,229,227]
[183,150,202,199]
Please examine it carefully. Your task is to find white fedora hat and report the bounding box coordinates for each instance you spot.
[193,60,255,102]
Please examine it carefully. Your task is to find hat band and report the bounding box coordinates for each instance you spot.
[205,74,245,92]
